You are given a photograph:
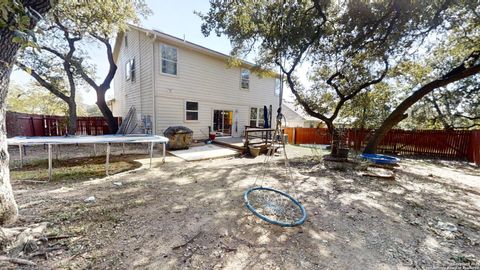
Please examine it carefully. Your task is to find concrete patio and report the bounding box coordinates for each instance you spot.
[168,144,240,161]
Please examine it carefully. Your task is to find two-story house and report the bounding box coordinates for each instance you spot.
[112,24,281,139]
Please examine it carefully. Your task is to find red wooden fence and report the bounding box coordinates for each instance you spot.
[468,130,480,165]
[284,127,480,165]
[6,111,121,137]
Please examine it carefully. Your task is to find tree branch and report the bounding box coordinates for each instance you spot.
[40,46,65,60]
[364,50,480,153]
[454,114,480,121]
[326,72,344,99]
[15,61,70,102]
[345,57,389,100]
[95,34,117,91]
[312,0,327,23]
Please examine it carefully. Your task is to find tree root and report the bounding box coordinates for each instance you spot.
[172,231,202,250]
[0,255,36,266]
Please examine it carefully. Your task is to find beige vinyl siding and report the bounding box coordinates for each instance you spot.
[114,27,279,138]
[138,32,154,117]
[154,42,276,105]
[153,40,278,138]
[282,105,308,127]
[113,30,154,119]
[156,97,253,139]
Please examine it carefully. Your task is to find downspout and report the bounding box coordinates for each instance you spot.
[150,35,157,135]
[138,32,143,118]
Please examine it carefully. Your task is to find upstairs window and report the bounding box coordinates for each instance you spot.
[241,68,250,89]
[185,101,199,121]
[274,78,281,96]
[125,58,135,81]
[161,44,177,75]
[124,34,128,48]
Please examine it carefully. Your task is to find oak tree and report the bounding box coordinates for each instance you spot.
[16,0,150,133]
[0,0,53,225]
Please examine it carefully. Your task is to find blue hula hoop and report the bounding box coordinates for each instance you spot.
[244,186,307,227]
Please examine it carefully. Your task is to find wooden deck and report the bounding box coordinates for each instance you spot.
[212,137,246,152]
[212,128,285,155]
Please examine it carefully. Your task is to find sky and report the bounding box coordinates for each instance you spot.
[11,0,235,105]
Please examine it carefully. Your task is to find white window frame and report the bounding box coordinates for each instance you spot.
[160,44,178,76]
[240,68,250,90]
[125,58,135,82]
[274,78,281,96]
[249,107,258,127]
[249,107,265,127]
[185,101,199,122]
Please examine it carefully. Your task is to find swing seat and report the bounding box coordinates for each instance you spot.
[244,186,307,227]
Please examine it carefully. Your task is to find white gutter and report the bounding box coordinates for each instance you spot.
[138,31,143,114]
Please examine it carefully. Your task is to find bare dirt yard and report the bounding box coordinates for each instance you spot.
[2,144,480,269]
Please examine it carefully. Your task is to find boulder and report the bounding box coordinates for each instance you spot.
[164,126,193,150]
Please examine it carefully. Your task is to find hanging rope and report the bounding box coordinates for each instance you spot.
[244,108,307,227]
[243,3,306,227]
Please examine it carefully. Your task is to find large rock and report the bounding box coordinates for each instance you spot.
[163,126,193,150]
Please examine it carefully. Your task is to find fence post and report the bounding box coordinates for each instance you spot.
[467,130,480,165]
[293,127,297,144]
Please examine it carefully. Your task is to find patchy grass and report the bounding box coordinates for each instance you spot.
[11,155,142,182]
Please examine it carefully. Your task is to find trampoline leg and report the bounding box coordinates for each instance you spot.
[93,144,97,157]
[149,142,154,169]
[122,143,125,154]
[106,143,110,176]
[162,143,166,163]
[48,144,52,181]
[19,144,23,168]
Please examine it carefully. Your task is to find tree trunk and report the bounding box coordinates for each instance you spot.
[66,101,77,135]
[363,112,408,154]
[0,71,18,225]
[325,120,348,159]
[0,28,22,227]
[364,53,480,154]
[96,90,118,134]
[0,0,52,225]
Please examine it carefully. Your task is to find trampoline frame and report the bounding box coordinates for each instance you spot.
[7,134,169,181]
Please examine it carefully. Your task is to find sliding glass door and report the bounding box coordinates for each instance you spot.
[213,110,233,136]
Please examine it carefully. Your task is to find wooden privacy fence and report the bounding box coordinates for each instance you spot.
[284,127,480,165]
[6,111,121,137]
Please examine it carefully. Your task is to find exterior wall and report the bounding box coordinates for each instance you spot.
[113,29,155,132]
[155,97,253,139]
[153,37,278,139]
[282,105,307,127]
[114,28,279,139]
[113,29,140,116]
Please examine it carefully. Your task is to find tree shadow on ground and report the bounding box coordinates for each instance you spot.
[10,155,480,269]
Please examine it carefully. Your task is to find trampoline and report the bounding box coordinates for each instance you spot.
[7,134,169,181]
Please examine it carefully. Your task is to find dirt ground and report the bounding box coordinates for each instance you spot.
[3,144,480,269]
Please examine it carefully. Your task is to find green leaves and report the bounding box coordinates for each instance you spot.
[6,82,68,115]
[51,0,151,38]
[200,0,479,131]
[0,0,52,49]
